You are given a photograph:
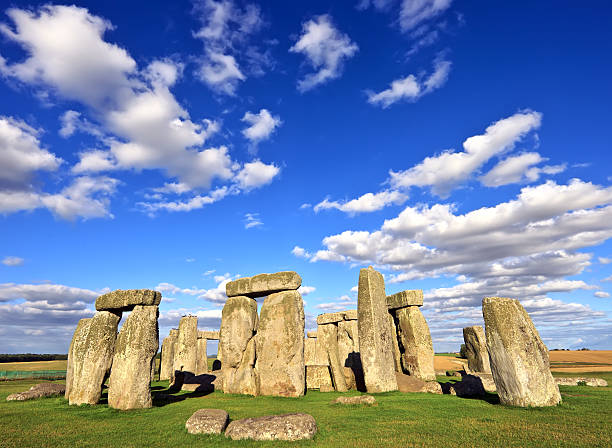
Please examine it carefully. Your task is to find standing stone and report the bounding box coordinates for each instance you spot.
[306,365,334,390]
[68,311,121,405]
[174,316,198,376]
[196,338,208,375]
[220,296,258,395]
[256,290,305,397]
[387,313,402,372]
[226,271,302,298]
[396,306,435,381]
[159,329,178,381]
[318,323,347,392]
[482,297,561,407]
[337,319,359,368]
[463,326,491,374]
[357,267,398,392]
[65,318,91,400]
[108,305,159,410]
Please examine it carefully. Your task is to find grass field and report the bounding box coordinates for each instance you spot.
[0,360,68,371]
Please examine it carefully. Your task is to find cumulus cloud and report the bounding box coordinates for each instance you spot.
[156,273,234,305]
[598,257,611,265]
[594,291,610,298]
[241,109,282,151]
[367,58,451,108]
[314,190,408,214]
[298,285,316,296]
[234,159,280,190]
[290,15,358,92]
[480,152,566,187]
[314,295,356,311]
[2,256,24,266]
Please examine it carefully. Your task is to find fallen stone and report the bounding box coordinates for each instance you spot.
[333,395,377,405]
[68,310,121,405]
[174,315,198,379]
[108,305,159,410]
[159,329,178,381]
[396,372,442,394]
[198,330,220,340]
[225,413,317,441]
[386,290,424,309]
[318,323,347,392]
[555,377,608,387]
[316,312,344,325]
[357,266,398,393]
[306,365,333,390]
[7,383,66,401]
[185,408,229,435]
[95,289,161,311]
[342,309,358,321]
[196,338,208,375]
[226,271,301,298]
[483,297,561,407]
[396,306,436,381]
[220,296,258,395]
[256,290,305,397]
[463,326,491,374]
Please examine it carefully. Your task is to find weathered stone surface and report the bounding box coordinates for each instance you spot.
[555,377,608,387]
[196,338,208,375]
[333,395,377,405]
[306,365,333,390]
[220,296,258,395]
[337,319,359,369]
[318,323,347,392]
[396,372,442,394]
[306,331,318,338]
[108,305,159,410]
[159,329,178,381]
[357,267,398,393]
[226,271,301,298]
[343,366,357,390]
[396,306,436,381]
[186,409,229,435]
[316,312,344,325]
[65,318,91,400]
[387,290,423,309]
[388,312,402,372]
[225,413,317,441]
[68,311,121,405]
[7,383,66,401]
[342,309,358,321]
[483,297,561,407]
[174,316,198,378]
[198,330,220,340]
[463,326,491,374]
[95,289,161,311]
[465,372,497,392]
[256,290,305,397]
[304,334,329,366]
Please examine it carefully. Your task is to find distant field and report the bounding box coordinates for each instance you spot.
[549,350,612,372]
[0,360,68,372]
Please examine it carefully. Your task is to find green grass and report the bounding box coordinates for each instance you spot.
[1,374,611,448]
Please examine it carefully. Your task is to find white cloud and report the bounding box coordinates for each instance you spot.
[314,190,408,214]
[602,275,612,282]
[59,110,103,138]
[0,282,98,304]
[1,256,24,267]
[234,160,280,190]
[198,51,245,95]
[156,273,234,305]
[480,152,566,187]
[241,109,282,150]
[290,15,358,92]
[399,0,453,33]
[598,257,612,265]
[244,212,262,229]
[314,295,356,311]
[137,186,229,215]
[72,150,117,173]
[389,111,542,196]
[298,285,316,296]
[292,246,312,259]
[594,291,610,298]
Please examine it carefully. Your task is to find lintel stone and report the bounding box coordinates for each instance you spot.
[316,312,344,325]
[342,310,358,321]
[386,290,423,310]
[226,271,301,298]
[95,289,161,311]
[198,330,220,340]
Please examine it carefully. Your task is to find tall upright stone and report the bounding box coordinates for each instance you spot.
[357,266,398,392]
[318,323,347,392]
[387,313,402,372]
[196,338,209,375]
[174,315,198,376]
[256,290,305,397]
[395,306,435,381]
[482,297,561,407]
[220,296,258,395]
[68,311,121,405]
[337,319,359,368]
[65,318,92,400]
[463,326,491,374]
[159,329,178,381]
[108,305,159,410]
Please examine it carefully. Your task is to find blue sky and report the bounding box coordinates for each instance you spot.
[1,0,611,354]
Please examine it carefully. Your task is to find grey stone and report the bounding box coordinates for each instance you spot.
[388,312,402,372]
[357,266,398,392]
[255,290,305,397]
[387,290,423,309]
[185,409,229,435]
[306,331,318,338]
[68,310,121,405]
[396,306,436,381]
[316,312,344,325]
[108,305,159,410]
[318,323,347,392]
[332,395,376,405]
[226,271,301,298]
[65,318,91,400]
[306,365,333,390]
[396,372,442,394]
[463,326,491,374]
[483,297,561,407]
[225,413,317,441]
[555,377,608,387]
[174,315,198,378]
[220,296,258,395]
[342,309,358,321]
[196,338,208,375]
[95,289,161,311]
[7,383,66,401]
[198,330,220,340]
[337,319,359,368]
[159,329,178,381]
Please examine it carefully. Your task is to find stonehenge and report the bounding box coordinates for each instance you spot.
[482,297,561,407]
[463,325,491,374]
[159,329,178,381]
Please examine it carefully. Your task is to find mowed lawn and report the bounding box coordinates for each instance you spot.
[1,372,611,448]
